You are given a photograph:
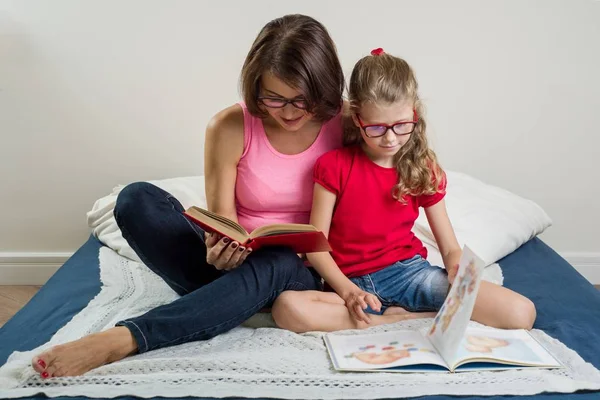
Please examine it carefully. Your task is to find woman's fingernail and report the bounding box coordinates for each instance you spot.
[41,371,49,379]
[239,247,245,252]
[37,359,46,369]
[223,238,230,243]
[231,242,238,248]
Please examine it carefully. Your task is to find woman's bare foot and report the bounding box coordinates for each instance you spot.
[31,327,137,378]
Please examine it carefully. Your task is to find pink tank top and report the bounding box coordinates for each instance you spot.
[235,102,343,233]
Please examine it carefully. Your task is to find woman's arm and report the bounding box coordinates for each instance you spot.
[424,199,462,283]
[204,104,245,222]
[307,183,381,321]
[203,104,250,269]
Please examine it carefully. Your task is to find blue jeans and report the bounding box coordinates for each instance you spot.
[350,255,450,315]
[113,182,321,353]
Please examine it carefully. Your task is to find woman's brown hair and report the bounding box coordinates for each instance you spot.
[345,52,444,202]
[240,14,344,122]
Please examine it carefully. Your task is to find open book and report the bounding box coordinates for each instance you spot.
[324,246,562,373]
[183,206,331,253]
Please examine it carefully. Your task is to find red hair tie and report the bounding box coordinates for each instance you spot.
[370,48,385,56]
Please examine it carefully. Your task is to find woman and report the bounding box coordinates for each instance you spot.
[32,14,345,378]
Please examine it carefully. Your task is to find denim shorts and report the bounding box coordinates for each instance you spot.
[349,255,450,315]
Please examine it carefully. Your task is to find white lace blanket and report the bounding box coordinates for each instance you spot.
[1,248,599,399]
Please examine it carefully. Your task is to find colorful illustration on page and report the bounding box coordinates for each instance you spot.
[463,335,509,353]
[428,259,478,336]
[344,341,437,365]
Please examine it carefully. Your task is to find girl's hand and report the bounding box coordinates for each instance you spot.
[342,289,382,324]
[447,263,459,284]
[205,232,252,270]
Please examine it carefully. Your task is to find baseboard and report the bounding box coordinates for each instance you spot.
[561,252,600,285]
[0,252,72,285]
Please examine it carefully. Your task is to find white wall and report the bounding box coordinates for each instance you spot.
[1,1,598,262]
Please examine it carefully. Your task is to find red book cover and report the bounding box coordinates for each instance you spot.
[183,210,332,253]
[246,231,331,253]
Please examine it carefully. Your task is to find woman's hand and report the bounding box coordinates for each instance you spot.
[204,232,252,271]
[342,288,382,324]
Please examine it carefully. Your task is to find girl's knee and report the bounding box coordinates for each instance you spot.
[511,296,537,330]
[272,291,310,332]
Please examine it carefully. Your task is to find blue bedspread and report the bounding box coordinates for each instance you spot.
[1,235,599,399]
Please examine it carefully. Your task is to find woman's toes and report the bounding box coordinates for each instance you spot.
[34,348,58,378]
[32,356,46,373]
[42,364,58,379]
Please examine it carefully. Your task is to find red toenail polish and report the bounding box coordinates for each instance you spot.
[41,371,49,379]
[38,359,46,368]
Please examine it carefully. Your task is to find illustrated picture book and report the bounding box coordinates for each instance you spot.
[324,246,562,373]
[183,206,332,253]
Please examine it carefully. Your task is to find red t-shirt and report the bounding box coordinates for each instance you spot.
[313,146,446,278]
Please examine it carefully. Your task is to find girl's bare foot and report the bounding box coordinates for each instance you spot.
[351,309,437,330]
[383,306,436,319]
[31,327,137,378]
[382,306,410,316]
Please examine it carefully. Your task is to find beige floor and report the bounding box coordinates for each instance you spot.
[1,285,600,328]
[0,286,41,327]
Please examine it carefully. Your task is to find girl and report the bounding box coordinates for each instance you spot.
[32,14,345,378]
[272,49,536,333]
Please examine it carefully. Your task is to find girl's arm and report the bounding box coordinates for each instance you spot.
[424,198,462,283]
[307,183,381,321]
[306,184,354,295]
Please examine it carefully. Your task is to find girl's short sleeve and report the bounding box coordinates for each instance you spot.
[417,170,447,208]
[313,150,343,196]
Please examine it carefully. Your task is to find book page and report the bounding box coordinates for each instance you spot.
[324,330,448,372]
[249,223,317,239]
[184,207,249,243]
[426,246,486,367]
[452,326,561,370]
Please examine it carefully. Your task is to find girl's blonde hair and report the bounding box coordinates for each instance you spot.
[345,52,444,202]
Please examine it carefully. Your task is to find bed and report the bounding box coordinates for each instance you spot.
[2,234,599,400]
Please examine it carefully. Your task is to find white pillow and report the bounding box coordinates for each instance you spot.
[87,171,551,274]
[87,176,206,263]
[414,171,552,268]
